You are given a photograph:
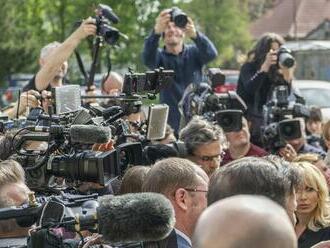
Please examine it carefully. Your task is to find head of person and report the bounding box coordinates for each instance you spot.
[179,117,226,177]
[39,41,68,82]
[306,106,323,135]
[119,166,151,194]
[193,195,297,248]
[0,160,31,238]
[101,71,123,96]
[250,32,285,67]
[293,153,330,189]
[208,156,302,224]
[225,116,250,149]
[162,10,185,48]
[142,157,209,238]
[292,161,330,231]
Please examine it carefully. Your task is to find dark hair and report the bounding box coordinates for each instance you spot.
[308,106,322,122]
[208,156,302,207]
[143,144,179,165]
[179,116,225,155]
[249,32,285,68]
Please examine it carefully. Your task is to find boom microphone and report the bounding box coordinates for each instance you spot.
[98,192,175,244]
[70,125,111,144]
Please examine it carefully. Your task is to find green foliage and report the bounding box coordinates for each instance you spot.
[0,0,252,86]
[180,0,252,68]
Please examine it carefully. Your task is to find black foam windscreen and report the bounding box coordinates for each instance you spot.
[70,125,111,144]
[97,192,175,244]
[147,104,169,140]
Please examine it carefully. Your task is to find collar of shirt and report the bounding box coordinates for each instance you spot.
[175,228,192,246]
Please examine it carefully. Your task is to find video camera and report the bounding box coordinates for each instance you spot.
[95,3,120,45]
[122,67,174,96]
[262,83,309,151]
[0,192,175,248]
[181,68,247,132]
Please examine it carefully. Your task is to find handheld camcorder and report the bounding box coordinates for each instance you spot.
[95,4,120,45]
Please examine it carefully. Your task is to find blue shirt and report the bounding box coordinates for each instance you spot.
[142,30,218,133]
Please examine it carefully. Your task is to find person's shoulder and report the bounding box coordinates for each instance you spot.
[249,143,268,156]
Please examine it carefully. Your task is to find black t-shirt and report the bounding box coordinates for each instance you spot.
[22,75,50,92]
[298,226,330,248]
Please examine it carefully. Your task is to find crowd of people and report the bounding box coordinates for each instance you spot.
[2,6,330,248]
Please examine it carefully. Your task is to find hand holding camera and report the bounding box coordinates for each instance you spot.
[260,49,278,73]
[184,17,197,39]
[154,9,171,34]
[72,17,97,41]
[154,7,189,35]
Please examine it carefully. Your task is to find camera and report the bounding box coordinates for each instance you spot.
[277,46,295,68]
[263,118,303,151]
[170,7,188,28]
[180,69,247,132]
[95,4,120,45]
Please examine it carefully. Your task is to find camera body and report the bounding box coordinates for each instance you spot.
[277,46,295,68]
[262,83,309,151]
[170,7,188,28]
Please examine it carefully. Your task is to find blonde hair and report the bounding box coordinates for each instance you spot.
[293,153,321,165]
[0,160,25,187]
[292,161,330,231]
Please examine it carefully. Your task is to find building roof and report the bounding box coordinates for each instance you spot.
[250,0,330,39]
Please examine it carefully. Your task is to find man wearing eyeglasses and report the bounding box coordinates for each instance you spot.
[179,116,225,177]
[142,157,208,248]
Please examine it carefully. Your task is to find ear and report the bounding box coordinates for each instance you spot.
[173,188,189,211]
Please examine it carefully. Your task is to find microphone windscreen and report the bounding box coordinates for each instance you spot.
[97,192,175,244]
[70,125,111,144]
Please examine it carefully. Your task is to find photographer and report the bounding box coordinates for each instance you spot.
[237,33,299,146]
[23,18,96,92]
[142,8,218,135]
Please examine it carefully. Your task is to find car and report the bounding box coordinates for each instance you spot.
[2,74,34,107]
[294,79,330,122]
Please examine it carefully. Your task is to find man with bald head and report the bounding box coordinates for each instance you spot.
[193,195,297,248]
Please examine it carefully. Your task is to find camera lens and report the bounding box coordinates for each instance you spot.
[171,7,188,28]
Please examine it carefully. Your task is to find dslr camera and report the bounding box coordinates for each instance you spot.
[170,7,188,28]
[277,46,295,68]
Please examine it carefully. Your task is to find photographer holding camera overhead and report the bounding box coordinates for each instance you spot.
[142,7,218,135]
[237,32,300,147]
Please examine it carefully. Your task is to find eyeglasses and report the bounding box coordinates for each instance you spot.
[193,151,225,162]
[184,188,208,193]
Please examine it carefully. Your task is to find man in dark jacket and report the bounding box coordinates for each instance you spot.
[142,8,218,134]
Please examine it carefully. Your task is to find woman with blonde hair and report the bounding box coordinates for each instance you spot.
[293,153,330,189]
[293,161,330,248]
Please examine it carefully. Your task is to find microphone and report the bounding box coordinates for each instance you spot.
[69,125,111,144]
[98,193,175,244]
